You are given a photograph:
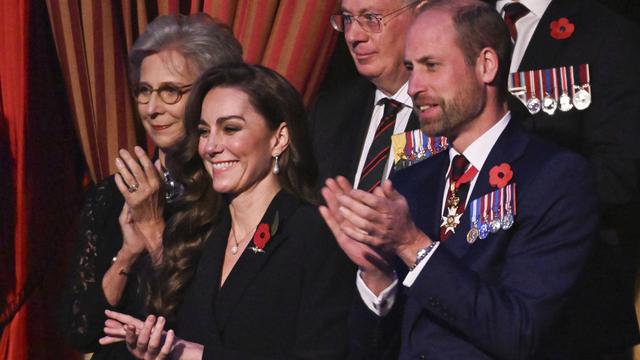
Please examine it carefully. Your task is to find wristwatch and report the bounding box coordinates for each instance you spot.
[409,241,438,271]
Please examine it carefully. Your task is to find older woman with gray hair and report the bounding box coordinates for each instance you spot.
[59,13,242,360]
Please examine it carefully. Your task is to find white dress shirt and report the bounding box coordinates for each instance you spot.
[496,0,552,73]
[357,112,512,316]
[352,82,413,189]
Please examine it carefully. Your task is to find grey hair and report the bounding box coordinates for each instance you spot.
[128,13,243,84]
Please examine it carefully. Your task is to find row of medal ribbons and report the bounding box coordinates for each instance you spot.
[392,130,449,171]
[466,183,516,244]
[508,64,591,115]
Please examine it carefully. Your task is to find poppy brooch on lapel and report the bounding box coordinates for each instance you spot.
[489,163,514,189]
[250,212,279,253]
[550,17,575,40]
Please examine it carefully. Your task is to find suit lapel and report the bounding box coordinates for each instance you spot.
[214,191,300,331]
[519,0,581,71]
[405,111,420,133]
[443,120,529,258]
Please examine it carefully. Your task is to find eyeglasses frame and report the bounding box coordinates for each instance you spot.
[330,1,419,33]
[133,83,193,105]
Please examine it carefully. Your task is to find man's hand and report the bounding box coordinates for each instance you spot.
[333,179,430,266]
[319,177,396,294]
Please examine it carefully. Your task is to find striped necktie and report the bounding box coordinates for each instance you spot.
[358,98,402,192]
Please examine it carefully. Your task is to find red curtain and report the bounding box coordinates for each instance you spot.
[1,0,83,359]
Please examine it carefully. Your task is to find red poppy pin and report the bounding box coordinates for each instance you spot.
[550,17,574,40]
[250,212,279,253]
[489,163,513,189]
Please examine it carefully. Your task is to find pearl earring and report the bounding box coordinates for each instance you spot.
[273,155,280,175]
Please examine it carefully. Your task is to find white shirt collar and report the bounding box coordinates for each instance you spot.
[374,82,413,109]
[448,112,512,172]
[495,0,551,19]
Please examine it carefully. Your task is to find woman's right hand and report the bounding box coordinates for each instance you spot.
[114,146,165,258]
[114,146,164,225]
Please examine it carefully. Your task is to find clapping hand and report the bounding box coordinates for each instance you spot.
[101,310,175,359]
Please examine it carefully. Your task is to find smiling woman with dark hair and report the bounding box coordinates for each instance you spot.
[102,63,354,360]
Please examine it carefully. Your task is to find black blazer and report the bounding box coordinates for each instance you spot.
[175,191,355,359]
[506,0,640,352]
[309,77,419,184]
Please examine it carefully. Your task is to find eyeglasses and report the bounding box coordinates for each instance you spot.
[133,83,192,105]
[330,1,418,33]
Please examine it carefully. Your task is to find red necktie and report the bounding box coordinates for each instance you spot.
[358,98,402,192]
[440,155,478,241]
[503,2,529,43]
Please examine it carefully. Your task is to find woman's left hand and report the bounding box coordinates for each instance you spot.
[101,311,175,359]
[124,315,175,359]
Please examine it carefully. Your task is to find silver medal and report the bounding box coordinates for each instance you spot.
[542,94,557,115]
[501,211,514,230]
[572,86,591,110]
[559,93,573,112]
[490,218,502,233]
[526,97,541,114]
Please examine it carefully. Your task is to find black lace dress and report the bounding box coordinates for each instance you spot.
[59,176,149,360]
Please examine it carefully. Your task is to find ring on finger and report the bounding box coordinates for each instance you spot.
[127,183,139,193]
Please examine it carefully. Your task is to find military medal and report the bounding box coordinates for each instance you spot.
[392,131,448,171]
[502,208,514,230]
[465,199,479,244]
[501,184,516,229]
[467,222,479,244]
[509,71,527,105]
[526,70,542,114]
[477,196,490,240]
[433,136,447,154]
[441,205,463,235]
[489,191,501,233]
[479,218,490,240]
[558,66,573,112]
[542,68,558,115]
[572,64,591,110]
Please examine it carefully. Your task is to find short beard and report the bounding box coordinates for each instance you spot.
[423,78,485,139]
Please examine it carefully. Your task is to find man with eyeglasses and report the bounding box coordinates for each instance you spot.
[309,0,422,193]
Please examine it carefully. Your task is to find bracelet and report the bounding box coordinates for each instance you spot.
[409,241,438,271]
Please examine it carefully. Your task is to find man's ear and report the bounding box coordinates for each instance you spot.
[271,122,289,157]
[475,47,500,85]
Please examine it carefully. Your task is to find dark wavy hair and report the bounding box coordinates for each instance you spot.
[148,63,318,318]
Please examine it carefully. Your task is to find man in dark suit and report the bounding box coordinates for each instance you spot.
[309,0,422,192]
[493,0,640,356]
[319,0,599,358]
